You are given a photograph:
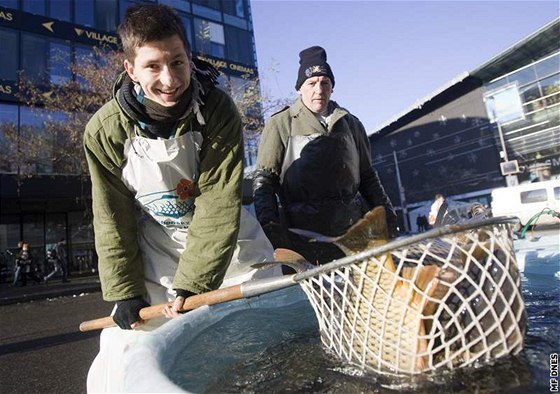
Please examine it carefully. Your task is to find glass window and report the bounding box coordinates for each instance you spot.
[180,15,194,52]
[49,42,71,85]
[0,0,18,9]
[192,0,221,10]
[74,45,95,89]
[519,82,541,106]
[0,103,18,173]
[540,74,560,106]
[49,0,71,22]
[520,189,547,204]
[0,29,18,82]
[21,34,48,84]
[22,213,45,261]
[535,52,560,79]
[68,211,96,274]
[510,65,538,88]
[75,0,94,27]
[22,0,46,16]
[555,187,560,200]
[192,3,222,22]
[0,215,21,269]
[119,0,136,21]
[223,0,246,18]
[225,25,253,65]
[19,106,54,174]
[194,18,225,58]
[45,213,66,256]
[159,0,190,13]
[95,0,117,32]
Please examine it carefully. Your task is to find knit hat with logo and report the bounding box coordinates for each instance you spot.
[295,46,335,91]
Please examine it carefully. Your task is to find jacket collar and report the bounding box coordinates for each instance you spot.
[289,97,348,132]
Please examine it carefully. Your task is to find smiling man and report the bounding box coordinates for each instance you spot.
[84,4,244,329]
[253,46,398,266]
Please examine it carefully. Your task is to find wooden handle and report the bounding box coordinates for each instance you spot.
[79,285,243,332]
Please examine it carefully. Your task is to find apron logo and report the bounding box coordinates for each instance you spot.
[138,178,196,227]
[176,178,195,200]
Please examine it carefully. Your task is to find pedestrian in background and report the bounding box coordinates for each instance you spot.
[44,238,68,284]
[429,193,448,228]
[252,46,397,266]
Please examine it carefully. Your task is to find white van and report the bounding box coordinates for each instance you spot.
[491,179,560,226]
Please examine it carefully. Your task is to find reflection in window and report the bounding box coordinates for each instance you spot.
[520,189,547,204]
[74,46,95,89]
[0,214,21,255]
[119,0,137,21]
[194,18,225,58]
[0,103,18,173]
[180,16,194,51]
[0,29,18,81]
[49,42,72,85]
[75,0,94,27]
[0,0,18,10]
[192,0,221,10]
[223,0,246,17]
[49,0,71,22]
[225,25,253,65]
[95,0,117,32]
[23,213,45,259]
[535,52,560,79]
[22,34,48,84]
[22,0,46,16]
[540,74,560,107]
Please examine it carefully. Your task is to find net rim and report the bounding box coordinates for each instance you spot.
[293,216,519,283]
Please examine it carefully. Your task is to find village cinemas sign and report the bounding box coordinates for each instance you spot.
[196,55,256,77]
[0,7,117,47]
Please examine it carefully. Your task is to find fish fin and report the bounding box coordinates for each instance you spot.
[274,248,307,263]
[334,206,388,254]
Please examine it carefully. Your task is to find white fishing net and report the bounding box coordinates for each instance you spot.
[298,220,526,375]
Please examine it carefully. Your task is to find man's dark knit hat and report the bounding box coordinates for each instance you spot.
[295,46,335,91]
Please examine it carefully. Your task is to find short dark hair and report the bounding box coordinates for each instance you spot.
[118,4,191,61]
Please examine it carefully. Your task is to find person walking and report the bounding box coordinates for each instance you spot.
[43,238,68,284]
[252,46,397,266]
[429,193,448,228]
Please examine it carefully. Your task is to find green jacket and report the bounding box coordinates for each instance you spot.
[254,97,396,236]
[84,74,243,301]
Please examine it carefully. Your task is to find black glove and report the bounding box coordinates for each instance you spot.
[113,297,150,330]
[262,221,290,249]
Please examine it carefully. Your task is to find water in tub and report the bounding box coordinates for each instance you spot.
[162,231,558,393]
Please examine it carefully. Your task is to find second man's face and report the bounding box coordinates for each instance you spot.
[124,34,192,107]
[298,75,333,114]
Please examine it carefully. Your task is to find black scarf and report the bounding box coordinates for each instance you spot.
[118,58,220,139]
[118,75,193,139]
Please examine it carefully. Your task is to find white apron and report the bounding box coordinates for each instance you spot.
[120,130,277,304]
[87,130,280,393]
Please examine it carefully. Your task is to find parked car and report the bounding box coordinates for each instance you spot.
[491,179,560,227]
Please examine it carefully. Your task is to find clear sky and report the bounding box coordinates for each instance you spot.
[250,0,559,133]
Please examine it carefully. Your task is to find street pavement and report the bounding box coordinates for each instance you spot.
[0,274,108,394]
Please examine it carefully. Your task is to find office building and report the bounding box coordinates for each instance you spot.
[370,18,559,231]
[0,0,259,271]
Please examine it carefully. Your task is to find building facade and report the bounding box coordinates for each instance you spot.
[370,19,559,232]
[0,0,259,274]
